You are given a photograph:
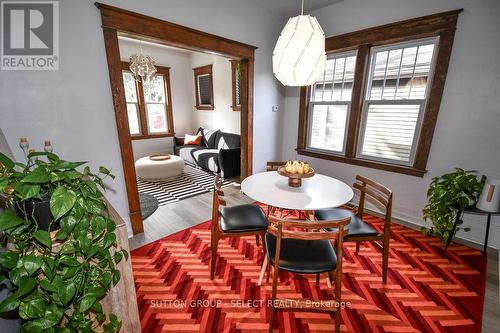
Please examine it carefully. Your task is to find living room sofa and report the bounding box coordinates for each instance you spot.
[174,128,240,178]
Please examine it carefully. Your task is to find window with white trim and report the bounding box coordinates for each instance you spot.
[357,38,438,164]
[307,52,357,154]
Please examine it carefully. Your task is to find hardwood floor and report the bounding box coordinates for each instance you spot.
[129,184,499,331]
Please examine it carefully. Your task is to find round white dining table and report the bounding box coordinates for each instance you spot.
[241,171,354,211]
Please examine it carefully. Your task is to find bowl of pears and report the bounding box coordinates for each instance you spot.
[277,161,315,187]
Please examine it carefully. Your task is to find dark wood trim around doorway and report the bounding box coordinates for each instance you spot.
[96,3,256,234]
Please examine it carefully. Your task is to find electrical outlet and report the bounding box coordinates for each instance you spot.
[272,105,279,112]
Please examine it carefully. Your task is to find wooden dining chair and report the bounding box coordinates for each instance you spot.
[266,161,286,171]
[265,215,350,333]
[315,175,393,283]
[211,174,269,279]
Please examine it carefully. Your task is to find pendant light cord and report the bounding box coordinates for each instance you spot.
[301,0,304,15]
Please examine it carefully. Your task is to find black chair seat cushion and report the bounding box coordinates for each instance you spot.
[220,204,268,233]
[315,208,378,239]
[265,233,337,274]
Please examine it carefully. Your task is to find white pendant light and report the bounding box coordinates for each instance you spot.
[273,0,326,86]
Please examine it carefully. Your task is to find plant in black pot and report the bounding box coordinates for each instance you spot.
[421,168,485,246]
[0,151,125,332]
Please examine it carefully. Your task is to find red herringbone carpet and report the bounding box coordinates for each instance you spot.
[131,208,487,333]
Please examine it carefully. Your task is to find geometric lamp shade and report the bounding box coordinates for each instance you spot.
[273,15,326,86]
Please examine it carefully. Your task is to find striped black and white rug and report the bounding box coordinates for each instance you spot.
[137,164,236,206]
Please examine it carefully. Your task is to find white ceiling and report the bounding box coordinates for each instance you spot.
[246,0,343,16]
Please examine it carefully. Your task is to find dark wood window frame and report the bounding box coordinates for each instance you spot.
[297,9,462,177]
[193,64,214,110]
[121,62,174,140]
[230,59,241,111]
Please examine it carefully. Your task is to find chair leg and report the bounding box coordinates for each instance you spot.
[355,241,360,253]
[266,263,271,283]
[334,307,341,333]
[382,238,389,283]
[269,260,280,333]
[256,235,260,246]
[258,256,268,286]
[334,268,342,332]
[210,235,219,280]
[316,273,320,286]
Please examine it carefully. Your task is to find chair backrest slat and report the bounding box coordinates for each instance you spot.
[356,175,392,196]
[353,175,393,234]
[353,182,389,207]
[212,174,226,230]
[268,215,350,242]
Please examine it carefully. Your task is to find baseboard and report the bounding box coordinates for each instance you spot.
[362,206,499,252]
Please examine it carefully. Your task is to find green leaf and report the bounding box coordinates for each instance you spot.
[23,255,42,276]
[58,282,76,306]
[60,215,77,233]
[0,251,19,269]
[55,229,68,241]
[0,179,8,191]
[9,267,28,286]
[58,242,75,255]
[19,296,45,319]
[113,269,121,286]
[50,160,87,171]
[114,251,123,264]
[33,230,52,250]
[101,271,112,288]
[122,249,129,261]
[50,186,76,220]
[60,266,79,279]
[62,170,82,180]
[0,209,25,231]
[85,198,105,214]
[14,183,41,200]
[0,152,15,169]
[0,294,20,313]
[21,167,51,184]
[18,277,37,297]
[77,235,91,254]
[58,256,80,267]
[30,304,64,329]
[91,216,106,240]
[21,321,42,333]
[39,278,56,292]
[102,233,116,250]
[87,286,106,299]
[79,295,96,312]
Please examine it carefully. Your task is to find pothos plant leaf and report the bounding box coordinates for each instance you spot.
[0,150,125,332]
[422,168,485,245]
[50,186,77,220]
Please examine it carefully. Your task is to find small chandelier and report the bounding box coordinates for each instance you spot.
[272,0,326,86]
[129,43,157,81]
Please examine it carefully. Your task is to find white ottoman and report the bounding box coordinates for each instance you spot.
[135,155,184,181]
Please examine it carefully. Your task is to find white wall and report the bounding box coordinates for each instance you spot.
[0,0,286,237]
[119,39,194,160]
[280,0,500,248]
[120,39,241,160]
[190,53,241,134]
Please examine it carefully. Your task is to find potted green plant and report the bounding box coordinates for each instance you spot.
[0,151,126,332]
[422,168,485,245]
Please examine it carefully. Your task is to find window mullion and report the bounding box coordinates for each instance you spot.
[408,46,420,99]
[137,80,148,135]
[344,44,369,158]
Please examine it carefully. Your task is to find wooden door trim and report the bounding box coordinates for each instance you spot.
[96,3,255,234]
